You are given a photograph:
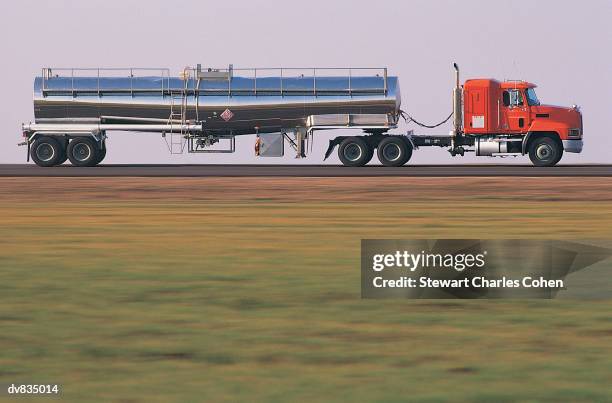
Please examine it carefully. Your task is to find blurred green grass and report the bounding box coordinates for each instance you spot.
[1,200,611,402]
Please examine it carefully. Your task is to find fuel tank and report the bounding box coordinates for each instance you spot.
[33,68,401,135]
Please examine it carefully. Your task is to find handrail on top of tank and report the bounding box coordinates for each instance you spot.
[40,66,390,97]
[41,67,172,97]
[225,67,389,97]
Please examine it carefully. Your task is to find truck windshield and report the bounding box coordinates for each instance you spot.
[526,88,540,106]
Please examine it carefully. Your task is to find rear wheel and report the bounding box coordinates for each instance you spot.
[529,137,563,167]
[377,136,412,167]
[67,137,100,167]
[338,137,373,167]
[31,136,62,167]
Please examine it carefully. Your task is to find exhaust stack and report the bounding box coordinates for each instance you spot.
[452,63,463,135]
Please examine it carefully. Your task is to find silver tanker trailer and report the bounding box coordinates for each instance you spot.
[21,65,409,167]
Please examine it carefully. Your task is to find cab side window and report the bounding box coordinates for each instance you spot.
[503,89,524,107]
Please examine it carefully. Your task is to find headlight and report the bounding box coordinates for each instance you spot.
[568,128,582,139]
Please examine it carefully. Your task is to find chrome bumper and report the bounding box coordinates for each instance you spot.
[563,139,583,153]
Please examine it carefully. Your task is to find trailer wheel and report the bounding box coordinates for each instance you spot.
[67,137,100,167]
[377,137,412,167]
[338,137,372,167]
[31,136,63,167]
[529,137,563,167]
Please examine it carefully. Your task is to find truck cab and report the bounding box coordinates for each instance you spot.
[462,79,583,166]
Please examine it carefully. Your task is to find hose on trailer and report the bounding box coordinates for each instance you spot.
[399,110,453,129]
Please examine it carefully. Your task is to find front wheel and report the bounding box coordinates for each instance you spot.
[338,137,373,167]
[529,137,563,167]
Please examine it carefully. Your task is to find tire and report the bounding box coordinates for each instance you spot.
[529,137,563,167]
[67,137,100,167]
[57,138,69,165]
[338,137,373,167]
[30,136,62,167]
[377,136,412,167]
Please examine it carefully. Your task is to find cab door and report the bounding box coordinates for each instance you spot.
[501,89,530,133]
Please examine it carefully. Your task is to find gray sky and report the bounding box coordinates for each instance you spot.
[1,0,610,164]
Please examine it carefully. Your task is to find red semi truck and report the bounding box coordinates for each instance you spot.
[21,64,583,167]
[459,73,583,166]
[326,64,583,167]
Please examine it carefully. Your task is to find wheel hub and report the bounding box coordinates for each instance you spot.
[382,143,401,162]
[344,144,363,162]
[536,144,553,160]
[35,143,55,162]
[73,143,91,162]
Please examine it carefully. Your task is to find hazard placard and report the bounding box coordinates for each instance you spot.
[220,109,234,122]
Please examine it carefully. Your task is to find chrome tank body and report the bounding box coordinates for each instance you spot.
[33,69,401,135]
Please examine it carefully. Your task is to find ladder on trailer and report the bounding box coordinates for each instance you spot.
[165,69,191,154]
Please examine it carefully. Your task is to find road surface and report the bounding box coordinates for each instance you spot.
[1,164,612,177]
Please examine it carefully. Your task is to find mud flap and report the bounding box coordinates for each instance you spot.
[324,137,346,161]
[522,132,532,155]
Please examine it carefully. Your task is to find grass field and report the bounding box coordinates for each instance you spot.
[0,177,611,402]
